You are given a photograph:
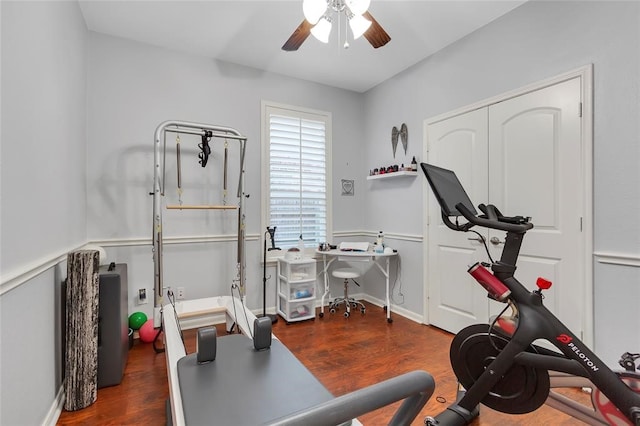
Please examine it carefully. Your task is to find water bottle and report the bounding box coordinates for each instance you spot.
[376,231,384,253]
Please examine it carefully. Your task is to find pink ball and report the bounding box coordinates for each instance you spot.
[139,319,157,343]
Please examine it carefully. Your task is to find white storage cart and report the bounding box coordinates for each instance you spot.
[277,258,317,323]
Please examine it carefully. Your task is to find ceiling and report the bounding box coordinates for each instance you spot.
[78,0,526,93]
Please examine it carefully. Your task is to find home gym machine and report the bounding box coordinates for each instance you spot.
[421,162,640,426]
[152,120,249,332]
[152,120,438,426]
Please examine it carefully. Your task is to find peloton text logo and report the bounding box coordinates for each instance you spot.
[557,334,599,372]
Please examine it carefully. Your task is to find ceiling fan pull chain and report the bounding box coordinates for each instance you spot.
[343,10,350,49]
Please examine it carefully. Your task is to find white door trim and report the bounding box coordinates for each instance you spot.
[422,64,594,347]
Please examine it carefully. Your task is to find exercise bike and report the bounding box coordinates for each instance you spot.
[420,163,640,425]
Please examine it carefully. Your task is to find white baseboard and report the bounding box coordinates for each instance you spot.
[44,382,65,426]
[363,295,424,324]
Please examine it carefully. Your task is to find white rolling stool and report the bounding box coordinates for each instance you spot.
[329,268,366,318]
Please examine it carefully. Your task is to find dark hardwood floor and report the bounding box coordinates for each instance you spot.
[58,301,586,425]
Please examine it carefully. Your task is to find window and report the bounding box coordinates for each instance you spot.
[261,102,332,255]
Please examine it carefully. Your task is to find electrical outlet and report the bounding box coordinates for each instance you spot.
[176,287,185,300]
[138,288,147,304]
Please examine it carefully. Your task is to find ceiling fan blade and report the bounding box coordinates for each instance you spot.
[362,11,391,49]
[282,20,313,51]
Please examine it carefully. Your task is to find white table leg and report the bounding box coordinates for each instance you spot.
[318,255,335,317]
[373,257,393,323]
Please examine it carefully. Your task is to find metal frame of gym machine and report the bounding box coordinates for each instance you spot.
[152,120,249,328]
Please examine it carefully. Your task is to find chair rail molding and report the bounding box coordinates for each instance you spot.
[594,251,640,267]
[0,234,261,295]
[333,230,422,243]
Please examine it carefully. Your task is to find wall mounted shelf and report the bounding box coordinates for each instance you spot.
[366,170,418,181]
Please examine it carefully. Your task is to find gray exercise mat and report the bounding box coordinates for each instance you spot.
[177,334,334,425]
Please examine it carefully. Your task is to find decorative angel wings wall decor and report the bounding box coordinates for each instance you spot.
[391,123,408,158]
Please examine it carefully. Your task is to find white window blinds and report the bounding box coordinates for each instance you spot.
[268,112,328,249]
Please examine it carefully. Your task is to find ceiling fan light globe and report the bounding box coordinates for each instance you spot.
[345,0,371,16]
[310,17,332,43]
[303,0,327,25]
[349,14,371,39]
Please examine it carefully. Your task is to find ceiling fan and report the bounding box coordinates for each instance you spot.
[282,0,391,51]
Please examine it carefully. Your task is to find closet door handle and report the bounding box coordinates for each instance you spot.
[490,237,504,246]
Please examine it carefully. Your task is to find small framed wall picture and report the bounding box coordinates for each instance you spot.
[341,179,354,196]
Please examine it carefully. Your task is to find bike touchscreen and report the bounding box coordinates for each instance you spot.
[420,163,477,217]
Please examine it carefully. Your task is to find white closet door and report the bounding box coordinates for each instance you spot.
[488,77,584,336]
[426,108,490,332]
[425,77,584,336]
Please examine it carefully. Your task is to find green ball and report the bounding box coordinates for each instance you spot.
[128,312,148,330]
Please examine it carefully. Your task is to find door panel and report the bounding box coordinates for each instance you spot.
[426,108,489,332]
[438,246,480,318]
[499,111,557,225]
[488,77,583,335]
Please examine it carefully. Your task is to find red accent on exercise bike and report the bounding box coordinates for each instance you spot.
[593,373,640,426]
[556,334,573,344]
[536,277,552,290]
[496,317,517,336]
[468,262,511,302]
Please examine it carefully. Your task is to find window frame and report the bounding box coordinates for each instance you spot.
[261,100,333,260]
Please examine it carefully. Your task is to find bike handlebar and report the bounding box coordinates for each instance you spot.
[455,202,534,233]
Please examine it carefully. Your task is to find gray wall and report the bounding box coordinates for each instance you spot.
[85,32,366,317]
[0,1,87,425]
[362,0,640,365]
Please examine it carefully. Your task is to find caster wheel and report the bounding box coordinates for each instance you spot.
[387,318,393,323]
[344,312,350,318]
[286,321,291,325]
[361,309,366,314]
[383,305,388,312]
[319,312,324,318]
[330,308,336,314]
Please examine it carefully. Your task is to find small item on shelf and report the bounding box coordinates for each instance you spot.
[411,156,418,171]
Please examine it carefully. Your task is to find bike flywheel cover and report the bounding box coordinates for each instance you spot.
[450,323,550,414]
